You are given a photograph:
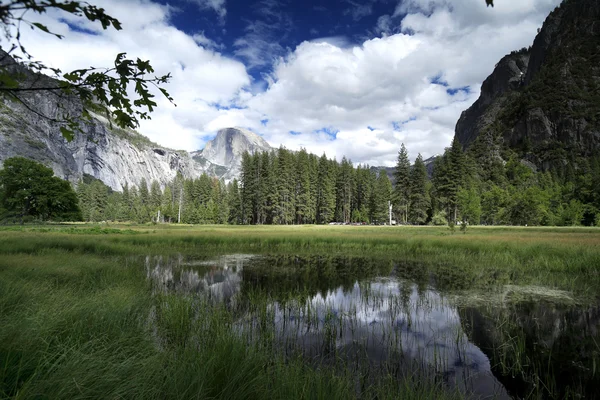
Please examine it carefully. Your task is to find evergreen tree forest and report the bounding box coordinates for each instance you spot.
[74,142,600,227]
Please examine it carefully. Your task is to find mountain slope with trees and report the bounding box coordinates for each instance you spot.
[456,0,600,171]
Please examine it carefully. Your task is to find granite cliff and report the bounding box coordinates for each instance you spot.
[191,127,272,181]
[0,51,272,191]
[455,0,600,171]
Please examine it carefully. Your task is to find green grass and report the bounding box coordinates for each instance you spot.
[1,224,599,295]
[1,224,599,399]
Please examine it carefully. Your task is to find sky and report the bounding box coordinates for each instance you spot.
[15,0,561,166]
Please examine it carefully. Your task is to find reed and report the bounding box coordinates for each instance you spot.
[1,224,598,399]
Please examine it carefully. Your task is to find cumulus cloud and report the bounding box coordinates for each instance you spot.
[227,0,560,164]
[12,0,250,151]
[14,0,561,167]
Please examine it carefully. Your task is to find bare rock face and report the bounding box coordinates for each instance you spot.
[455,51,530,149]
[455,0,600,169]
[0,97,218,191]
[0,52,270,190]
[191,127,273,181]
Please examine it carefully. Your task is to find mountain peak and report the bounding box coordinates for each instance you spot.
[193,128,272,179]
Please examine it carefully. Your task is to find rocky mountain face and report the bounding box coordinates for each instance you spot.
[0,51,271,191]
[455,0,600,170]
[191,127,273,181]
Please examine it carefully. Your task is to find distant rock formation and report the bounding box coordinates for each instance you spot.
[191,127,273,181]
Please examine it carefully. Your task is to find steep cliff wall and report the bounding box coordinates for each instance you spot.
[455,0,600,170]
[191,127,273,181]
[0,52,272,190]
[0,97,216,191]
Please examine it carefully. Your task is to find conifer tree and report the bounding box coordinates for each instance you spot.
[295,149,313,224]
[370,170,392,224]
[336,157,354,223]
[227,179,242,225]
[446,138,467,222]
[408,154,430,225]
[150,180,162,221]
[162,186,174,222]
[120,183,132,221]
[394,144,411,224]
[240,152,255,224]
[138,178,150,222]
[316,153,336,224]
[274,148,296,224]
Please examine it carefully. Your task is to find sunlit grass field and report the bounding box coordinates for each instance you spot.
[1,224,599,399]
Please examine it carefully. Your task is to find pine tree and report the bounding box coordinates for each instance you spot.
[76,180,91,221]
[240,152,254,224]
[336,157,354,223]
[446,138,467,222]
[150,180,162,221]
[162,186,174,222]
[119,183,132,221]
[354,166,374,222]
[227,179,242,225]
[138,178,150,222]
[274,148,295,224]
[104,192,123,221]
[295,149,313,224]
[408,154,430,225]
[394,144,411,224]
[307,153,319,224]
[370,170,392,224]
[316,153,336,224]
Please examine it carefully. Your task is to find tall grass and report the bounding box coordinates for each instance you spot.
[1,224,599,295]
[1,225,599,399]
[0,240,461,399]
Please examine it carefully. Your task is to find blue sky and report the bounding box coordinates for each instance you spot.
[18,0,561,166]
[161,0,401,74]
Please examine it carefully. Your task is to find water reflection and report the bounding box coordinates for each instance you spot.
[461,301,600,399]
[268,279,509,399]
[145,254,599,399]
[145,254,253,304]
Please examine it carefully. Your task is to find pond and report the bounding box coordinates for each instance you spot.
[145,254,600,399]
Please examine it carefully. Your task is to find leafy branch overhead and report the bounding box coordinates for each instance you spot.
[0,0,175,141]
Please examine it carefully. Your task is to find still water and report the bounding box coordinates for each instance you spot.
[146,254,600,399]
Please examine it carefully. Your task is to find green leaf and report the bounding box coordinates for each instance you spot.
[55,2,81,13]
[63,72,79,82]
[32,23,50,33]
[59,127,75,142]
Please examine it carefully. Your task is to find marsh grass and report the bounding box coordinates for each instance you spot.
[0,237,462,399]
[1,225,599,399]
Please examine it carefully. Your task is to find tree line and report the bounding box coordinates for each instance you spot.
[3,136,599,226]
[75,137,600,227]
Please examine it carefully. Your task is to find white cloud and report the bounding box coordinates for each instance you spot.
[13,0,561,167]
[228,0,560,164]
[344,0,374,21]
[187,0,227,22]
[13,0,249,151]
[233,0,293,69]
[192,32,224,50]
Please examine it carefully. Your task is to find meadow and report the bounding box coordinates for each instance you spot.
[1,225,599,399]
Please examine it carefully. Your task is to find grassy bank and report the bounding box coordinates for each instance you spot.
[1,225,599,399]
[0,249,459,399]
[1,224,599,295]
